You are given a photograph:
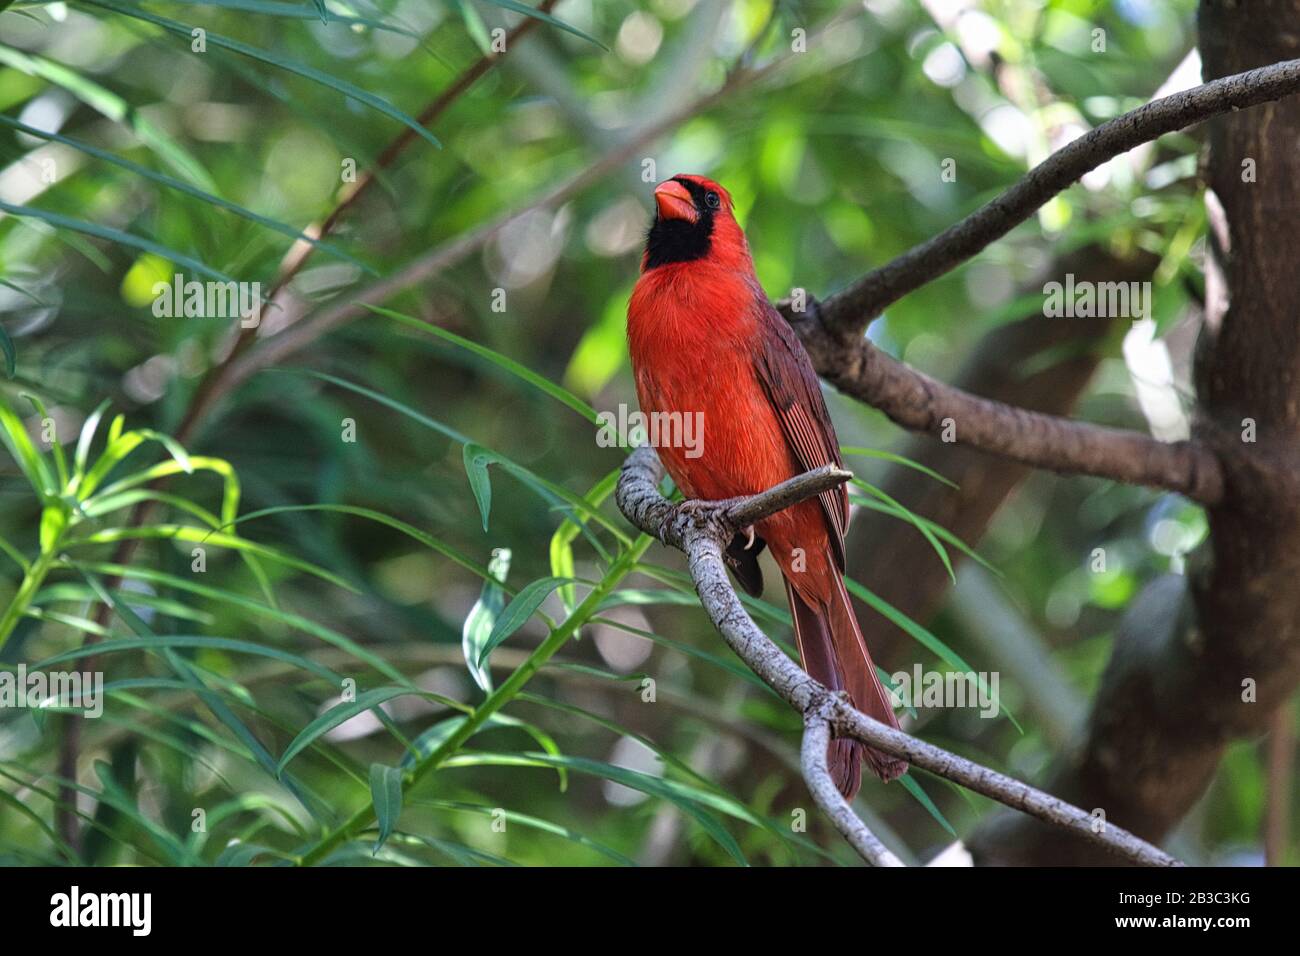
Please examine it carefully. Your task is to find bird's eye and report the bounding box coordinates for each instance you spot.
[705,191,721,209]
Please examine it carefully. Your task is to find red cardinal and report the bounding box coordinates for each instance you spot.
[627,175,906,798]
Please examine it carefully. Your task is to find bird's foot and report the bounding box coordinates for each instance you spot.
[661,499,726,543]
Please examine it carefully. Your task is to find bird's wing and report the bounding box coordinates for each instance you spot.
[751,297,850,571]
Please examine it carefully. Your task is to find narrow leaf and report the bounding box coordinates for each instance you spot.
[0,324,14,378]
[463,443,494,532]
[479,576,567,666]
[462,549,509,691]
[277,687,426,774]
[369,763,404,855]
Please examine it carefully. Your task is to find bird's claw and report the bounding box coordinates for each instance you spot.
[661,499,724,542]
[741,525,756,550]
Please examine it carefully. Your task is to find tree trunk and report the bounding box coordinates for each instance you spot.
[971,0,1300,865]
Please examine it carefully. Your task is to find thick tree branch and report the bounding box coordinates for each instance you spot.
[615,445,1181,867]
[787,313,1226,505]
[972,1,1300,865]
[816,57,1300,333]
[782,58,1300,506]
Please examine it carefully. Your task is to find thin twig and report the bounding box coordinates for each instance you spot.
[616,445,1183,867]
[801,716,905,867]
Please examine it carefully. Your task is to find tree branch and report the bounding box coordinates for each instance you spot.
[615,445,1182,867]
[800,716,905,866]
[816,57,1300,333]
[970,2,1300,865]
[787,314,1226,504]
[776,60,1300,533]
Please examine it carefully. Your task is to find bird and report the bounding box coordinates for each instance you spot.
[626,174,907,799]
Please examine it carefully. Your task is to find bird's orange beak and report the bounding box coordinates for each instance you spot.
[654,179,698,223]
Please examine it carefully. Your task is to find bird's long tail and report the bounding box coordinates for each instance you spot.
[785,575,907,798]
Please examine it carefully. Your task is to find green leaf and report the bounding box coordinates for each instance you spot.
[215,841,285,866]
[0,394,55,494]
[71,561,429,688]
[167,0,421,36]
[480,576,568,667]
[850,495,1001,576]
[852,478,954,582]
[219,503,499,590]
[0,277,46,306]
[84,0,441,149]
[370,833,515,867]
[72,398,112,482]
[22,394,67,489]
[463,443,494,532]
[551,469,618,613]
[597,588,708,612]
[67,525,355,592]
[482,0,607,48]
[282,369,631,544]
[366,304,601,425]
[0,323,13,378]
[31,634,342,684]
[463,549,510,692]
[0,530,29,573]
[37,505,67,551]
[70,566,329,821]
[412,800,634,866]
[451,0,493,54]
[87,453,239,526]
[635,563,792,627]
[446,751,748,866]
[0,115,369,271]
[276,687,431,774]
[0,45,218,190]
[88,760,197,864]
[0,788,77,863]
[550,530,577,614]
[399,712,563,789]
[368,763,404,855]
[898,773,957,838]
[0,201,238,286]
[840,446,957,488]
